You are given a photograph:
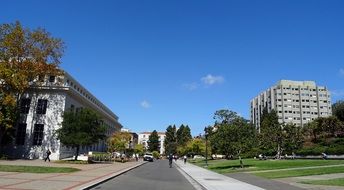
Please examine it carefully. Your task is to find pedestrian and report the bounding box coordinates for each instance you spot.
[168,154,173,168]
[44,149,51,162]
[183,155,187,164]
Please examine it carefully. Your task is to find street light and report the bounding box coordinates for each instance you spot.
[204,126,208,167]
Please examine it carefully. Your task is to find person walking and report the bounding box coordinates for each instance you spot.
[168,154,173,168]
[44,149,51,162]
[183,155,187,164]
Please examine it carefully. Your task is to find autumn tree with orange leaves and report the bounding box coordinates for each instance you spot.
[0,21,65,147]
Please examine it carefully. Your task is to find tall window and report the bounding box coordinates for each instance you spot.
[36,99,48,114]
[20,99,31,114]
[33,124,44,145]
[16,123,27,145]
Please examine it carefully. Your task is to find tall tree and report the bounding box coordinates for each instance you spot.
[282,123,303,154]
[176,124,192,147]
[164,125,177,155]
[0,21,64,146]
[213,109,240,124]
[259,109,284,158]
[107,132,131,154]
[333,100,344,122]
[56,108,106,160]
[148,130,160,152]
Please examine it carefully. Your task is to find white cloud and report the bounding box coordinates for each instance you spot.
[140,100,151,108]
[340,68,344,76]
[182,83,199,91]
[201,74,224,85]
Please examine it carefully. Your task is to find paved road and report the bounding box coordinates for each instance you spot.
[90,160,196,190]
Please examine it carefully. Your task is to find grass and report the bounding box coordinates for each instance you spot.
[192,159,344,174]
[255,166,344,179]
[301,178,344,186]
[0,165,80,173]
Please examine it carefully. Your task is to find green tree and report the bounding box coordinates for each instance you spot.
[333,100,344,122]
[186,138,206,156]
[164,125,177,155]
[176,124,192,147]
[148,130,160,152]
[259,109,284,158]
[107,132,131,154]
[282,123,303,154]
[210,117,256,159]
[152,151,160,159]
[213,109,240,124]
[56,108,106,160]
[0,21,64,146]
[134,144,145,156]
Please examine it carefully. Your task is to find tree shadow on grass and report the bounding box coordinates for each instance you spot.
[210,164,254,170]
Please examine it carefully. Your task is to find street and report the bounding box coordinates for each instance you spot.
[90,160,196,190]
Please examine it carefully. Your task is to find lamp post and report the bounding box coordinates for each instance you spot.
[204,127,208,167]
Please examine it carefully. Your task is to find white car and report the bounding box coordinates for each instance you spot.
[143,153,154,162]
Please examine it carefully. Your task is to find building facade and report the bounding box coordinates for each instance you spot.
[138,132,166,155]
[4,72,122,160]
[251,80,332,129]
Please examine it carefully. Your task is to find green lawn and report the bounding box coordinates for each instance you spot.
[255,166,344,179]
[0,165,80,173]
[192,159,344,174]
[301,178,344,186]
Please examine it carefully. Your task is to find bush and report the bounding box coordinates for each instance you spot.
[296,145,325,156]
[152,151,160,159]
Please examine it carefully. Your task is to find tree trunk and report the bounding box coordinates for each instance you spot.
[277,144,281,159]
[74,146,80,161]
[0,127,6,153]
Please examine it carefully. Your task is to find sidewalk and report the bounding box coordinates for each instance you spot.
[175,161,264,190]
[0,159,145,190]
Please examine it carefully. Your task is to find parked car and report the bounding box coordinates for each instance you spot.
[143,153,154,162]
[193,155,205,159]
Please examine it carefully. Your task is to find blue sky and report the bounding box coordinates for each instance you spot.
[2,0,344,136]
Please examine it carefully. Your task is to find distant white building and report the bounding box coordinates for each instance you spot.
[138,132,166,155]
[4,72,122,160]
[251,80,332,129]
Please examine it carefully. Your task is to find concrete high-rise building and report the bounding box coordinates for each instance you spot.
[4,72,122,160]
[251,80,332,129]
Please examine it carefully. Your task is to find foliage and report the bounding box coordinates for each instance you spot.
[213,109,240,124]
[164,125,177,155]
[176,124,192,147]
[148,130,160,152]
[134,144,145,156]
[258,109,284,157]
[303,116,344,142]
[333,100,344,122]
[55,108,106,160]
[152,151,160,159]
[281,123,303,154]
[107,131,131,154]
[0,21,64,146]
[186,138,207,156]
[209,110,256,159]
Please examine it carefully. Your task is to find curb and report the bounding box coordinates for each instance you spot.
[174,162,207,190]
[80,161,147,190]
